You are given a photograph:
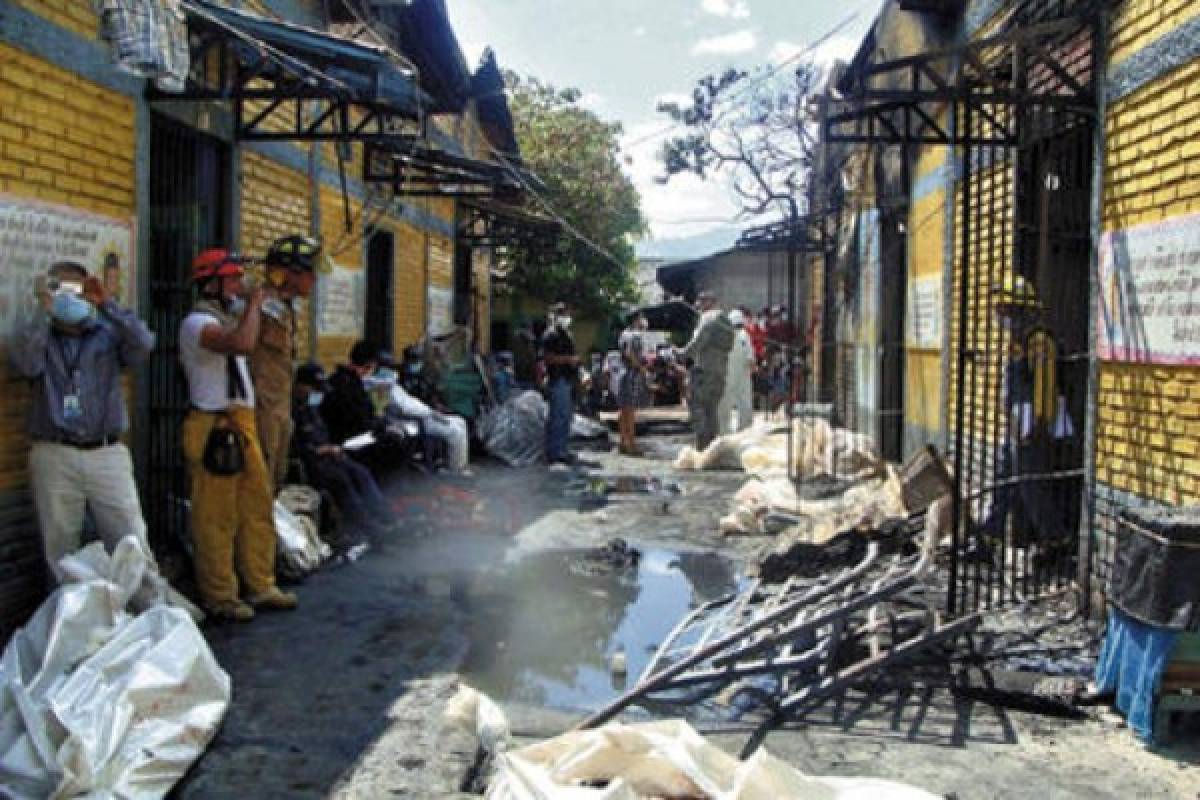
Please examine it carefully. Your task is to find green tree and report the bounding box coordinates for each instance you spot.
[505,73,645,317]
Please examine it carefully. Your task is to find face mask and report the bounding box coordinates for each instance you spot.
[50,292,93,327]
[375,368,398,384]
[558,316,572,330]
[307,391,324,407]
[407,361,423,374]
[226,295,246,316]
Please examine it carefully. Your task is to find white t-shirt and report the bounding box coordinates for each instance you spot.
[179,312,256,410]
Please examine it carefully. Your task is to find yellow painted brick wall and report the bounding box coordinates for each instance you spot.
[316,187,365,369]
[1110,0,1200,67]
[0,44,136,218]
[1097,39,1200,507]
[11,0,98,41]
[392,220,427,351]
[0,44,136,495]
[239,151,315,360]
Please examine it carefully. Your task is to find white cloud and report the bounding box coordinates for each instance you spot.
[620,120,743,242]
[633,25,648,37]
[700,0,751,19]
[578,92,607,110]
[691,29,757,56]
[768,34,860,68]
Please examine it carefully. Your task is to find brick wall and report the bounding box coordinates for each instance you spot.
[392,221,427,350]
[10,0,97,41]
[315,185,365,369]
[1095,6,1200,510]
[239,150,315,360]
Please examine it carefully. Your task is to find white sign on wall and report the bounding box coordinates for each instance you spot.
[1098,211,1200,365]
[0,195,135,332]
[427,286,454,337]
[906,273,943,349]
[316,263,365,336]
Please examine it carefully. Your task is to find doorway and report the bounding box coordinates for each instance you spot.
[365,231,394,350]
[144,113,230,546]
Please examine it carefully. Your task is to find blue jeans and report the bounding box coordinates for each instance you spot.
[545,377,573,462]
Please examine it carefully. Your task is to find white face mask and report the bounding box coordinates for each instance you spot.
[226,295,246,316]
[558,315,572,330]
[307,391,324,407]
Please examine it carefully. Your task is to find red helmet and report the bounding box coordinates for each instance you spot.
[191,249,245,283]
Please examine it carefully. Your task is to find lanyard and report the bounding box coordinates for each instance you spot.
[54,333,87,389]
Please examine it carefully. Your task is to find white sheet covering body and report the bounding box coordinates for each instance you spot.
[0,538,231,799]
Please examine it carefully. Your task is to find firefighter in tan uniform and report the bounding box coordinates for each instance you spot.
[250,236,323,491]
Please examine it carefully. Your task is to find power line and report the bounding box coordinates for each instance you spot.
[485,144,631,271]
[622,4,872,151]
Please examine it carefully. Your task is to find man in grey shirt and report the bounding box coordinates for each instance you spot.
[9,261,156,579]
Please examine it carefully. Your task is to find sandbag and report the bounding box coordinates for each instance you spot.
[0,537,230,799]
[485,719,938,800]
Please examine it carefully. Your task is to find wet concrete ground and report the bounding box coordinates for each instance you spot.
[175,431,1200,799]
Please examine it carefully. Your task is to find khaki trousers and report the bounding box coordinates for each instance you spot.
[256,402,293,492]
[29,441,150,579]
[182,406,278,606]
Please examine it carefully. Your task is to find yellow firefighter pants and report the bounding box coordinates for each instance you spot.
[256,403,293,492]
[182,406,278,606]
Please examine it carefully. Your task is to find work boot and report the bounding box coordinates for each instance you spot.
[247,586,298,611]
[206,599,255,623]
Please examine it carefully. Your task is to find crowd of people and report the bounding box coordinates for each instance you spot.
[8,238,817,623]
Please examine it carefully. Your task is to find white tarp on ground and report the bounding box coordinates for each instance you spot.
[0,537,231,799]
[674,419,882,481]
[719,469,908,541]
[486,720,938,800]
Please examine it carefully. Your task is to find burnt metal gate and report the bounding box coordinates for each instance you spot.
[144,114,229,551]
[825,1,1102,615]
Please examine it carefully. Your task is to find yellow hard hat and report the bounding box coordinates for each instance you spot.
[992,274,1040,310]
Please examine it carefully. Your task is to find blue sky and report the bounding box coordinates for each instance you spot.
[447,0,880,259]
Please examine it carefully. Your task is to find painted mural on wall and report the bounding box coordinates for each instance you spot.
[1098,212,1200,366]
[316,263,365,337]
[0,196,135,333]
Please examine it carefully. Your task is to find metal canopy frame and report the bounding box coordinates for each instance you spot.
[457,199,560,252]
[825,14,1099,146]
[362,142,525,199]
[150,0,422,143]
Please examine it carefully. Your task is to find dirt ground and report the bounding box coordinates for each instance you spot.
[174,429,1200,799]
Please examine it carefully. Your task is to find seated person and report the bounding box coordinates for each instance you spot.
[321,340,414,477]
[371,359,449,472]
[399,344,445,407]
[382,373,471,474]
[292,363,395,537]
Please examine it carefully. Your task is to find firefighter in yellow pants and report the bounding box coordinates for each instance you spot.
[182,406,280,611]
[250,235,324,491]
[179,249,297,621]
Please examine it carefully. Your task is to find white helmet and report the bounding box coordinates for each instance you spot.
[728,309,745,327]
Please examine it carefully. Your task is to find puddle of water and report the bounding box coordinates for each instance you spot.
[459,547,741,712]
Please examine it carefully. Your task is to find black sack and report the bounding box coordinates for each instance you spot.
[203,415,245,476]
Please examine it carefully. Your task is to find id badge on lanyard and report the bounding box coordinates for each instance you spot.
[63,370,84,423]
